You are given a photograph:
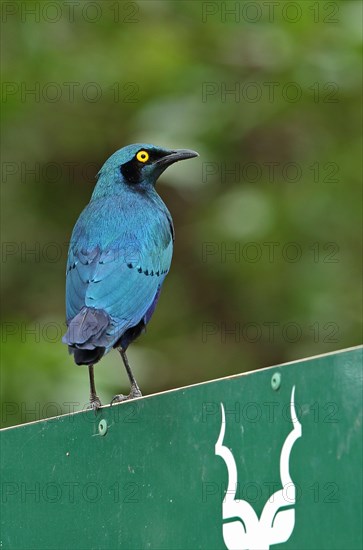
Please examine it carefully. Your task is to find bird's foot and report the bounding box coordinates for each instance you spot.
[110,385,142,406]
[88,395,102,412]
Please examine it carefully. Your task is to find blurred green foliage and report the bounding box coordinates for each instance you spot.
[1,1,362,427]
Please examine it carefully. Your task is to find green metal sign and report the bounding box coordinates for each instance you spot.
[1,347,362,549]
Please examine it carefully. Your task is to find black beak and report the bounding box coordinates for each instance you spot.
[155,148,199,169]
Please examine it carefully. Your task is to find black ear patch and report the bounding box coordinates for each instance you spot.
[120,149,169,185]
[120,159,142,184]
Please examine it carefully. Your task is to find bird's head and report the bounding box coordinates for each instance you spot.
[94,143,199,196]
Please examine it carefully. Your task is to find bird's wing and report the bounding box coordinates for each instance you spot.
[65,210,173,337]
[66,244,100,322]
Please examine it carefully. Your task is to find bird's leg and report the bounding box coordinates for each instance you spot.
[88,364,102,411]
[110,348,142,405]
[120,348,142,398]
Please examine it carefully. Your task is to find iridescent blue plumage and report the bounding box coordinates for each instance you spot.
[62,143,198,408]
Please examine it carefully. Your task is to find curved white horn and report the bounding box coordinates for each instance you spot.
[280,386,302,489]
[215,403,238,502]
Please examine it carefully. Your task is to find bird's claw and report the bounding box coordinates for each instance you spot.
[110,386,142,406]
[110,393,128,405]
[88,396,102,412]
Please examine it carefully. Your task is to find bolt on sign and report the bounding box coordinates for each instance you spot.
[1,346,362,549]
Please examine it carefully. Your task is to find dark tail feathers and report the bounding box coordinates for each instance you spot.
[71,346,106,366]
[62,307,110,366]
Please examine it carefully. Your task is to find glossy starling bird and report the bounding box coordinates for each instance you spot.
[62,144,198,409]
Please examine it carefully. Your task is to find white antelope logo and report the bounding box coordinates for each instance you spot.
[215,386,302,550]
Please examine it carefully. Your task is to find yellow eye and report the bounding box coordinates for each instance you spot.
[136,150,149,163]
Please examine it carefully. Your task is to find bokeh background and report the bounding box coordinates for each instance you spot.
[1,0,362,427]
